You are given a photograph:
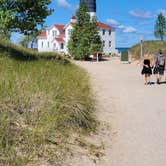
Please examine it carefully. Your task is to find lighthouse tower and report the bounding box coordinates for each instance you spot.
[80,0,96,18]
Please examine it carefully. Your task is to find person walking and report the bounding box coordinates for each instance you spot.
[153,50,166,84]
[141,54,152,85]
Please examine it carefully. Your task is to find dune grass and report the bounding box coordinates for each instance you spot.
[0,40,96,165]
[129,40,166,60]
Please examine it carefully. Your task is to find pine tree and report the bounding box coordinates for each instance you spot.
[68,3,102,60]
[154,13,166,41]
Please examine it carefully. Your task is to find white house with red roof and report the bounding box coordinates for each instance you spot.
[37,15,117,55]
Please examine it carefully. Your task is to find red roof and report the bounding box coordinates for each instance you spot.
[54,24,65,30]
[71,15,76,19]
[55,37,64,43]
[97,22,115,30]
[37,31,46,38]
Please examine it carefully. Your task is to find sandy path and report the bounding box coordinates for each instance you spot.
[74,57,166,166]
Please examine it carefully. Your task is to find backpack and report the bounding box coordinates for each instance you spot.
[157,55,165,67]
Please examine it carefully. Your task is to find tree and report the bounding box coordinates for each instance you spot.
[154,13,166,41]
[0,9,13,39]
[89,18,102,54]
[68,3,102,60]
[0,0,53,36]
[19,30,41,48]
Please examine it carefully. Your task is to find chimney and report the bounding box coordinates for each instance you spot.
[71,15,76,23]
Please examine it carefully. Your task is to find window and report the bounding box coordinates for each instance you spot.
[54,43,56,48]
[52,30,57,36]
[41,42,43,48]
[109,30,111,35]
[109,41,112,47]
[103,41,105,47]
[68,29,72,35]
[61,43,64,49]
[102,29,105,35]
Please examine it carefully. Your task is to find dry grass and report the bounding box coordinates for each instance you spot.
[0,39,97,165]
[129,40,166,60]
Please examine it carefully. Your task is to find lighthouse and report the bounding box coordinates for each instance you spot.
[80,0,96,18]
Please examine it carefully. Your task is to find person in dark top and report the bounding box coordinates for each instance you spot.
[141,54,152,85]
[153,50,165,84]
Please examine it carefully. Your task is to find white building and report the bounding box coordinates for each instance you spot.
[37,15,117,55]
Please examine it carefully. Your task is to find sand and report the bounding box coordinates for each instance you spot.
[72,57,166,166]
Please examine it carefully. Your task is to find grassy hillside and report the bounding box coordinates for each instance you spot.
[0,39,96,165]
[129,40,166,60]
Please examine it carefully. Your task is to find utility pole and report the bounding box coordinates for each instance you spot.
[140,37,144,60]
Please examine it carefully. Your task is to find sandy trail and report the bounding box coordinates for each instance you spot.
[74,57,166,166]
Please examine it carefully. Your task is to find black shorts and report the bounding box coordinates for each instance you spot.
[153,67,165,75]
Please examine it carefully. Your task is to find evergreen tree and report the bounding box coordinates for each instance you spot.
[89,18,102,54]
[68,3,102,60]
[154,13,166,41]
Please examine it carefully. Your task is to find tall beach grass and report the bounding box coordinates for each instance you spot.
[0,39,96,165]
[129,40,166,60]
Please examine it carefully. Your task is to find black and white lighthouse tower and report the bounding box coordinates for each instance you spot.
[80,0,96,18]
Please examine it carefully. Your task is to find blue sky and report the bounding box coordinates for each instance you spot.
[12,0,166,48]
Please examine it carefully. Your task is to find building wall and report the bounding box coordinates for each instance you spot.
[38,24,117,55]
[99,28,117,55]
[64,24,73,54]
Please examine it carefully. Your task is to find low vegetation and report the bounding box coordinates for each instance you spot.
[0,39,97,165]
[129,40,166,60]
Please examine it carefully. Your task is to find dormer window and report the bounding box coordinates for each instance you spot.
[52,30,57,36]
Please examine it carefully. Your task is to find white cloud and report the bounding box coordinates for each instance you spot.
[106,19,120,25]
[129,9,152,19]
[118,25,126,29]
[157,9,166,17]
[118,24,137,33]
[123,26,137,33]
[56,0,76,9]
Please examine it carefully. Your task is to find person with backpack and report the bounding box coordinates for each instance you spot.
[153,50,166,84]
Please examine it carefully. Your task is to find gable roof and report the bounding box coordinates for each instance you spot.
[54,37,65,43]
[97,22,115,30]
[37,31,46,38]
[53,24,65,30]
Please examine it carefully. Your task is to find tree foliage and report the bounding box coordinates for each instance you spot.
[0,0,52,36]
[19,30,41,48]
[0,9,13,39]
[154,13,166,41]
[68,3,102,60]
